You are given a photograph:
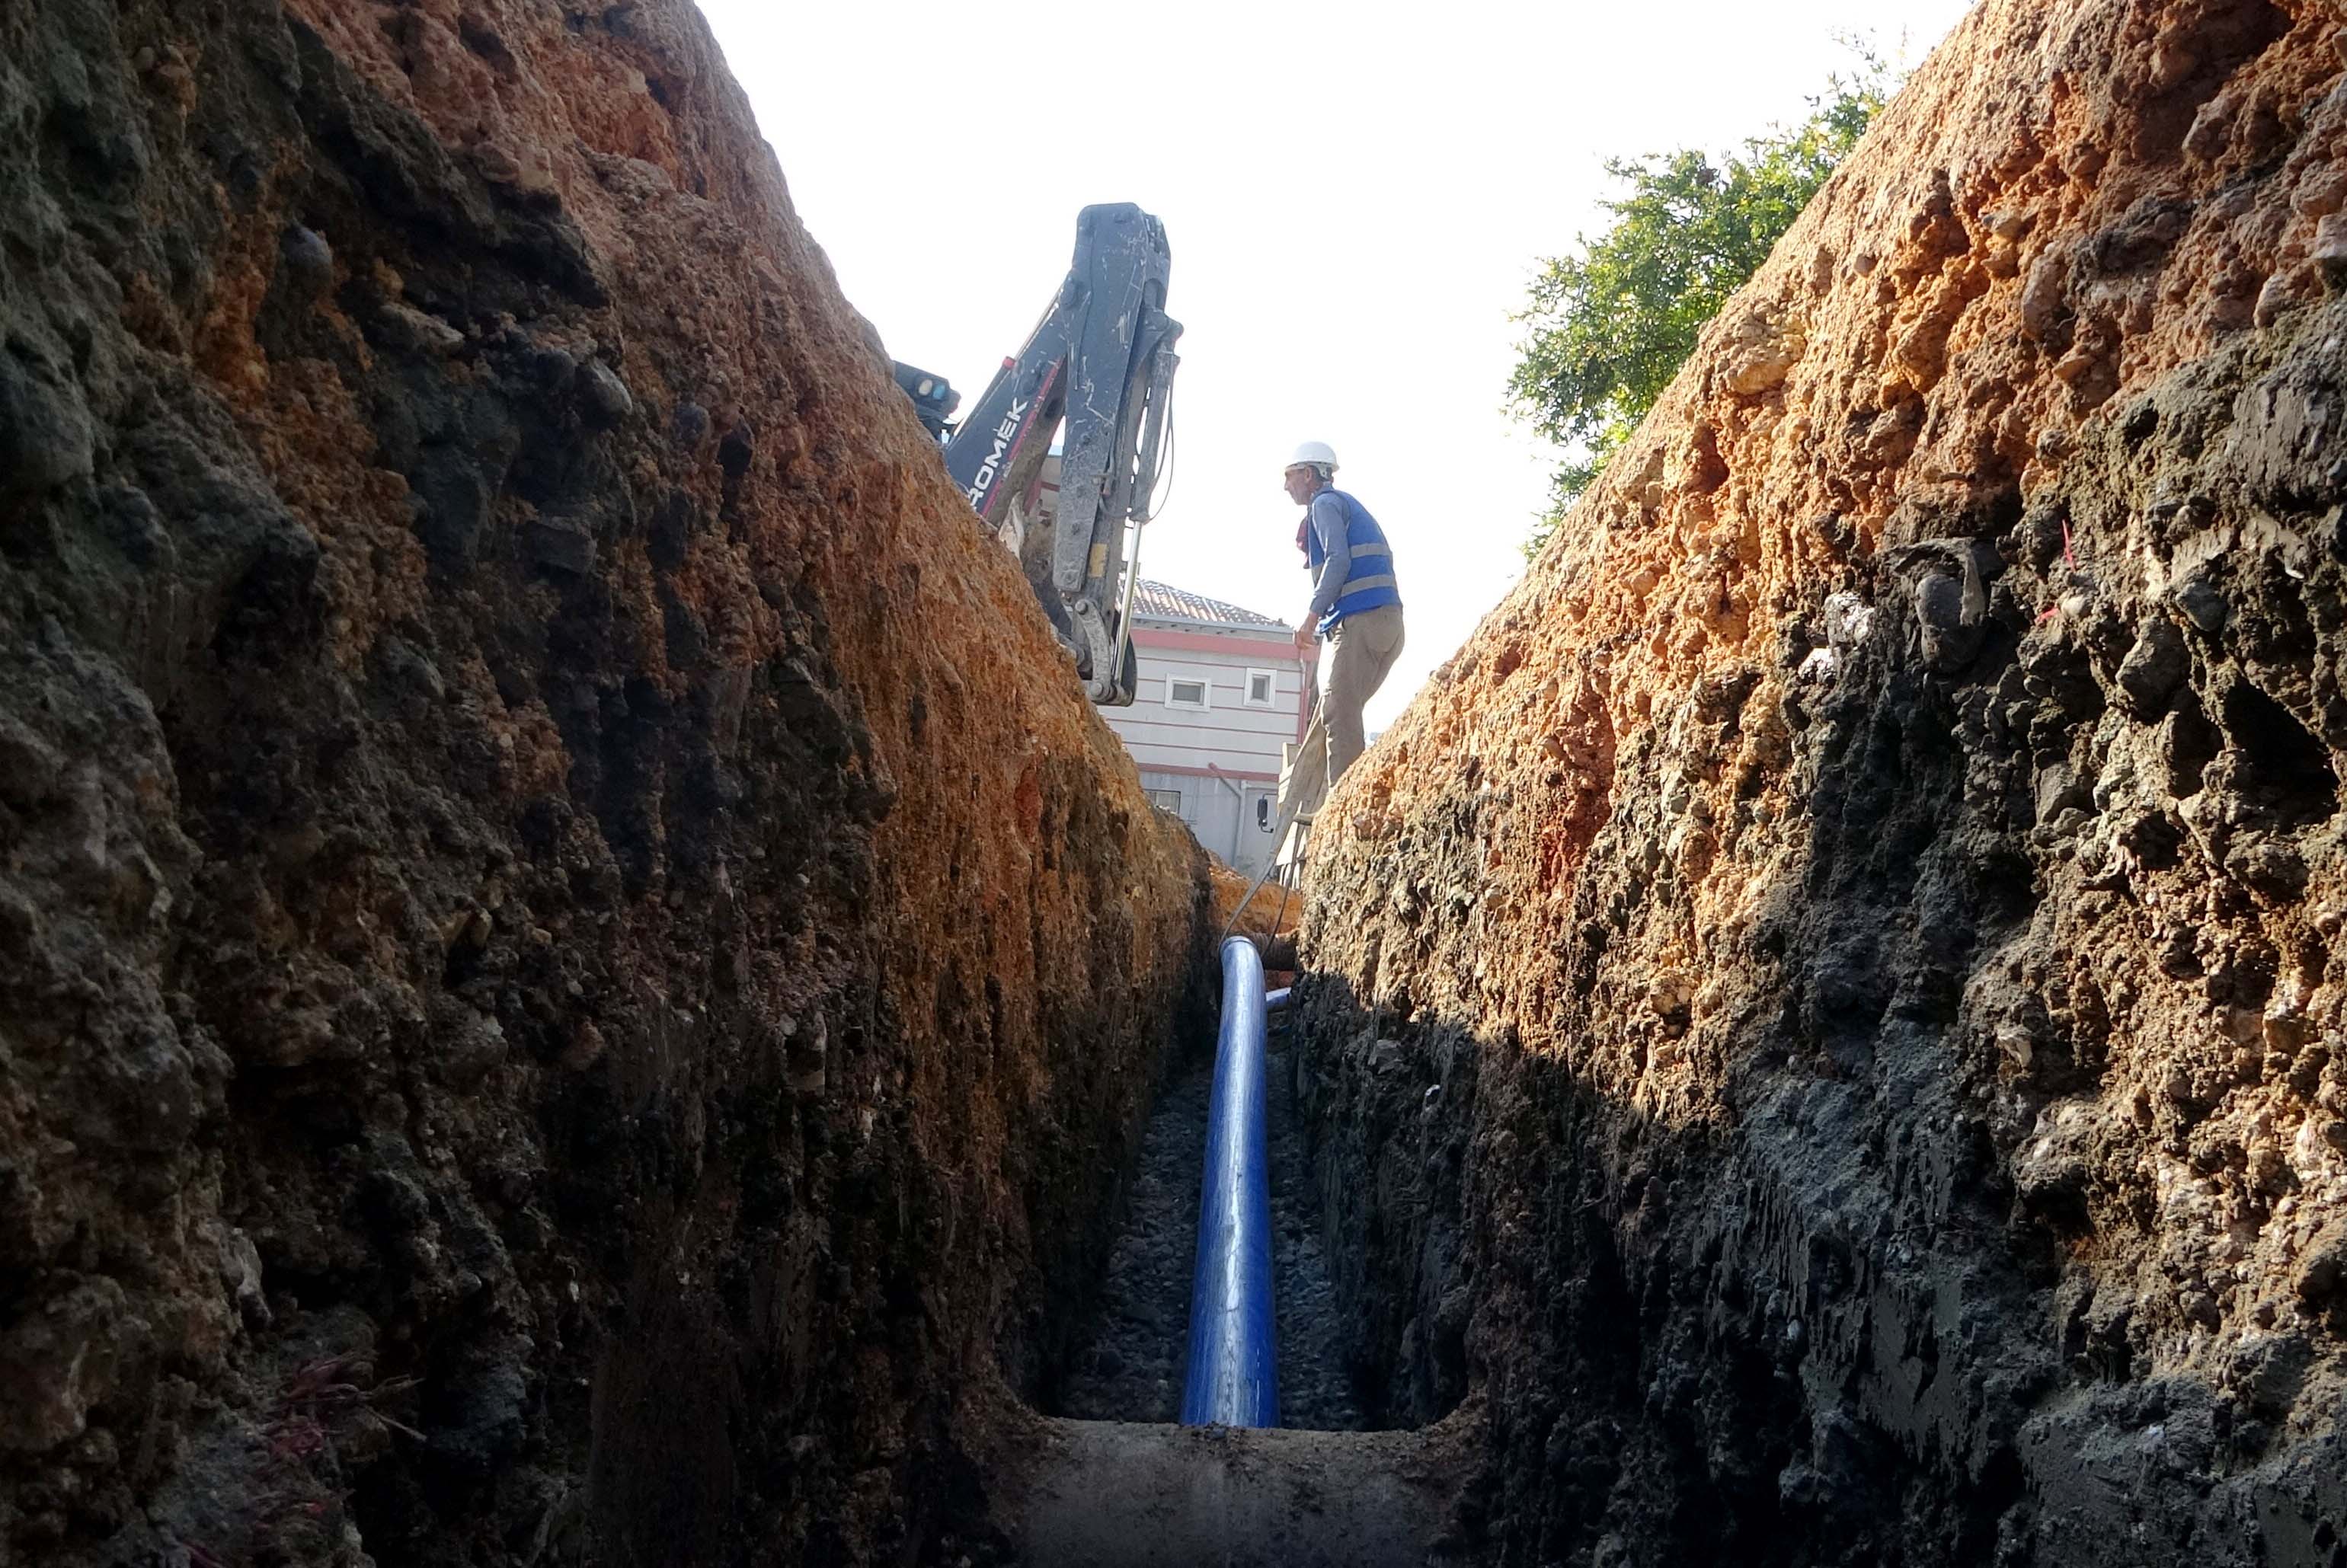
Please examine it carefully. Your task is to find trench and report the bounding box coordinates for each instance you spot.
[1049,1001,1364,1430]
[18,2,2347,1565]
[982,946,1472,1563]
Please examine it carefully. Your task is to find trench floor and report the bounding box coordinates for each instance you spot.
[1056,1021,1365,1429]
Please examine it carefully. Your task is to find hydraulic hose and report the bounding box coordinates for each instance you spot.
[1181,937,1281,1427]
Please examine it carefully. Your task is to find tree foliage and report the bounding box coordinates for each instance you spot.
[1510,58,1891,557]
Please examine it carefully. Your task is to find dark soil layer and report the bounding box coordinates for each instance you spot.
[1054,1046,1210,1423]
[1057,1021,1364,1431]
[990,1413,1479,1566]
[1269,1032,1370,1432]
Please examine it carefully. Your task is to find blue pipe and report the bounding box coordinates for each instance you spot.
[1264,986,1291,1011]
[1180,937,1280,1426]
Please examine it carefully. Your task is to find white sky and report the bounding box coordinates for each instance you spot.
[695,0,1976,730]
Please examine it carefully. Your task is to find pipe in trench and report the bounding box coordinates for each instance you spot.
[1180,936,1279,1426]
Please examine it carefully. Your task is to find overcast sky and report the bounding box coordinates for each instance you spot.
[695,0,1977,730]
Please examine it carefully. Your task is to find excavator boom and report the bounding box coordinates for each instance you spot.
[895,203,1181,706]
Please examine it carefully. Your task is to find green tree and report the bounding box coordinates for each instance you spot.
[1510,56,1891,558]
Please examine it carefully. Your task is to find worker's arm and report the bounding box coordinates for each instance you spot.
[1303,493,1350,625]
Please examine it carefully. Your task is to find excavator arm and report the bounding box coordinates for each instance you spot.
[897,203,1181,706]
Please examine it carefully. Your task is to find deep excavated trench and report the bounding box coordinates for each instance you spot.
[1053,983,1365,1431]
[8,0,2347,1565]
[983,944,1470,1566]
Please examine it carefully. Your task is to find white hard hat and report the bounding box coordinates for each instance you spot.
[1285,440,1338,471]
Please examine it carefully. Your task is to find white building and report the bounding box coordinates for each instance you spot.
[1102,581,1313,877]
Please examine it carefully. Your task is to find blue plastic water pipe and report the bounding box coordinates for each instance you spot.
[1179,937,1280,1427]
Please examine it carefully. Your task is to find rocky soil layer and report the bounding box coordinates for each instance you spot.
[0,2,1204,1563]
[1295,2,2347,1562]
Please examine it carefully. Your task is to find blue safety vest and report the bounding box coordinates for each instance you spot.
[1304,487,1402,634]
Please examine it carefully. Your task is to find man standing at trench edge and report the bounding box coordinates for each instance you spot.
[1285,441,1405,789]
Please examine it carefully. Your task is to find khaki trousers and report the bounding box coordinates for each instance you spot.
[1322,603,1405,786]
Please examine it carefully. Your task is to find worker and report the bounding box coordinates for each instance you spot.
[1285,441,1404,787]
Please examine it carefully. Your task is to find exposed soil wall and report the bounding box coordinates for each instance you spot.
[1295,2,2347,1561]
[0,2,1204,1563]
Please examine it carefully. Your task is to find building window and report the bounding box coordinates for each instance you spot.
[1166,677,1209,710]
[1244,669,1276,707]
[1146,787,1182,814]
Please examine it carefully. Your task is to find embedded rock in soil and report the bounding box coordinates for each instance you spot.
[1294,2,2347,1563]
[0,2,1204,1564]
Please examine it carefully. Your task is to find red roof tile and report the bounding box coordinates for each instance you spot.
[1130,580,1289,631]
